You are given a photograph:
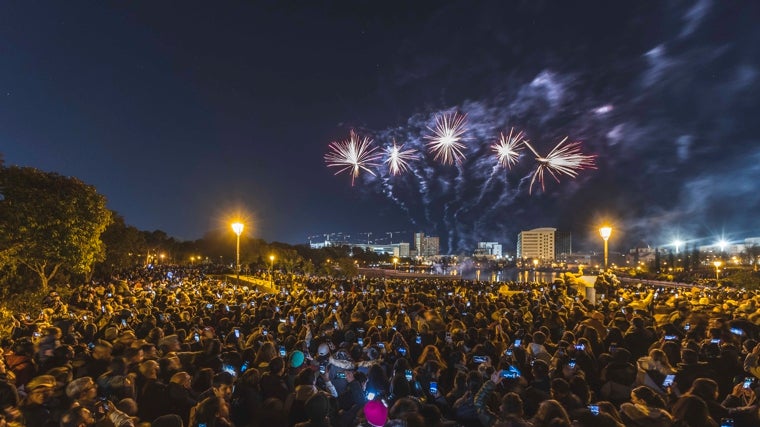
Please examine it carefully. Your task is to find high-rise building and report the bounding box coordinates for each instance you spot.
[475,242,503,258]
[517,228,573,261]
[554,231,572,261]
[414,232,440,257]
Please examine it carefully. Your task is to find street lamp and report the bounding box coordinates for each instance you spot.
[599,226,612,271]
[231,222,244,283]
[393,257,399,271]
[269,254,275,282]
[672,239,683,254]
[532,258,539,282]
[713,260,722,281]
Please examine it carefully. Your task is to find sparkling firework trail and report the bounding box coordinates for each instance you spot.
[523,137,596,194]
[384,141,417,176]
[324,130,382,186]
[491,128,525,169]
[425,112,468,165]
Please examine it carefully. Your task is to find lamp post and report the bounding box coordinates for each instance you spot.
[713,260,722,281]
[269,254,275,282]
[532,258,539,282]
[599,226,612,271]
[393,257,399,271]
[231,222,244,284]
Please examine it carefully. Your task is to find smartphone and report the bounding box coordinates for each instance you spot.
[357,337,364,346]
[743,377,754,389]
[405,369,413,381]
[319,364,326,374]
[290,315,295,323]
[234,329,240,338]
[222,364,236,376]
[240,361,249,373]
[121,319,127,327]
[83,315,88,321]
[279,346,286,357]
[88,342,95,350]
[500,370,518,379]
[398,347,407,355]
[429,381,438,395]
[664,335,677,341]
[275,306,280,312]
[366,391,376,400]
[445,331,452,343]
[575,344,585,351]
[730,328,744,336]
[588,405,599,415]
[473,355,487,364]
[505,349,513,356]
[416,335,422,345]
[662,374,675,387]
[568,359,577,368]
[206,303,213,309]
[378,342,385,348]
[336,371,346,379]
[720,418,734,427]
[194,332,200,342]
[711,339,721,344]
[514,339,521,347]
[684,323,690,331]
[262,329,268,336]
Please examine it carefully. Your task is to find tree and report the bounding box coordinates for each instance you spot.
[96,213,148,277]
[0,167,112,289]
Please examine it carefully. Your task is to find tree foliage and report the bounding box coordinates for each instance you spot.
[0,167,112,289]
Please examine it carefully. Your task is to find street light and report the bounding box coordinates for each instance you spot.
[231,222,244,283]
[393,257,399,271]
[672,239,683,254]
[269,254,275,282]
[713,260,722,281]
[532,258,539,282]
[599,226,612,271]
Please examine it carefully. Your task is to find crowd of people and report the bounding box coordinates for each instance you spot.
[2,265,760,427]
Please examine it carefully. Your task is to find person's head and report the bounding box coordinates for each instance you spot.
[25,375,55,405]
[670,395,709,427]
[139,360,160,380]
[60,406,96,427]
[115,398,138,417]
[295,367,317,387]
[499,392,524,418]
[65,377,98,404]
[194,396,229,425]
[92,341,112,361]
[268,356,285,375]
[630,386,667,409]
[304,393,330,424]
[688,378,719,402]
[170,371,192,389]
[533,399,570,426]
[550,378,571,399]
[212,372,234,401]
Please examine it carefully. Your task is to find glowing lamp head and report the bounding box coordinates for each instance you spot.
[713,260,722,268]
[599,226,612,241]
[717,239,727,251]
[269,255,275,261]
[533,259,539,266]
[231,222,244,236]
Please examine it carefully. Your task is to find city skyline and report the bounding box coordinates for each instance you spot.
[3,2,759,252]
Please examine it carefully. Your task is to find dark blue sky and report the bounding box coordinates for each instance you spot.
[2,1,760,253]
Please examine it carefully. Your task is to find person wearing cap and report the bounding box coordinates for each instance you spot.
[20,375,56,427]
[66,377,99,410]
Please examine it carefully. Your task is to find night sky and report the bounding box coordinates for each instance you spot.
[2,1,760,253]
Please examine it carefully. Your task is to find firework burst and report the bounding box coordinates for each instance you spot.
[324,130,382,186]
[491,128,525,169]
[425,112,468,165]
[523,137,596,194]
[384,141,417,176]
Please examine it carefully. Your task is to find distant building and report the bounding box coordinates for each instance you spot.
[397,242,410,257]
[516,227,572,262]
[414,232,440,257]
[475,242,503,258]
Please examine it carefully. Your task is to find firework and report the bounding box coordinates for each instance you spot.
[324,130,382,186]
[385,141,417,176]
[425,112,468,165]
[523,137,596,194]
[491,128,525,169]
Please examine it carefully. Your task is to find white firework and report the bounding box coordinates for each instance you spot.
[492,128,525,169]
[324,130,382,186]
[384,141,417,176]
[523,137,596,194]
[425,112,468,165]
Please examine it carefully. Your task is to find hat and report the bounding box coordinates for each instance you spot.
[66,377,95,398]
[364,400,388,427]
[290,350,305,368]
[27,375,56,391]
